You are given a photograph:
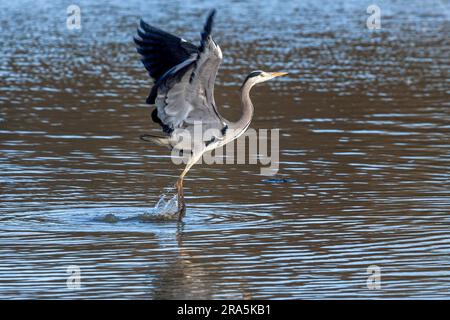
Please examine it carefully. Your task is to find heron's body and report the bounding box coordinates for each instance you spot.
[134,10,286,220]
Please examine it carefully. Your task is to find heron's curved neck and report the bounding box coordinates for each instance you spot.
[232,81,254,133]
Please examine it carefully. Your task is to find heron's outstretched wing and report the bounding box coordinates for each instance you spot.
[185,10,224,125]
[134,20,198,104]
[135,10,227,150]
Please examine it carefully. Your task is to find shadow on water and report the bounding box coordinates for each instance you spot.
[150,224,253,300]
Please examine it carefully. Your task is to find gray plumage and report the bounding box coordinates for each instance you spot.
[134,10,287,220]
[135,10,227,153]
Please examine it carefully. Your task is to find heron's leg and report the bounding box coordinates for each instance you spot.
[175,155,201,221]
[175,177,186,220]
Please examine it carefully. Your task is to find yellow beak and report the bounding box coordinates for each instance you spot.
[269,72,288,77]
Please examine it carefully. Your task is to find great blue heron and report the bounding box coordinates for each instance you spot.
[134,10,286,220]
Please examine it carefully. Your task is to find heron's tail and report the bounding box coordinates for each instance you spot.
[140,133,171,148]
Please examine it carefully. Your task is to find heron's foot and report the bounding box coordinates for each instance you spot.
[175,179,186,221]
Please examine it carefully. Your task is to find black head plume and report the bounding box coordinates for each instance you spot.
[241,70,263,89]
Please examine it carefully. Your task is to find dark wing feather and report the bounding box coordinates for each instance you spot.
[134,20,198,104]
[198,8,215,53]
[135,10,226,147]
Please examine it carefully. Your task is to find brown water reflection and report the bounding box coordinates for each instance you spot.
[0,0,449,299]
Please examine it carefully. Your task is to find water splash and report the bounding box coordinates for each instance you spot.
[93,188,180,223]
[124,191,180,222]
[148,193,179,218]
[134,183,181,221]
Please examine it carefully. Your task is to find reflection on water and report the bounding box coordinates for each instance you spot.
[0,0,449,298]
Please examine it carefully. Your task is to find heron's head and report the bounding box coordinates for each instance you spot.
[242,70,288,88]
